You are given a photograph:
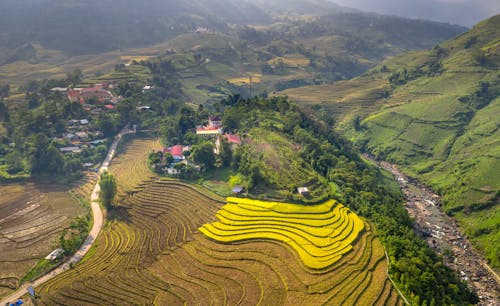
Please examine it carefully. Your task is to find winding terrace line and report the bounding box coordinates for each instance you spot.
[0,128,135,305]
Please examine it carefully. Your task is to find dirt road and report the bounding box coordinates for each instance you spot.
[0,128,133,305]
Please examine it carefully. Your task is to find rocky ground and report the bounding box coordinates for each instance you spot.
[367,156,499,306]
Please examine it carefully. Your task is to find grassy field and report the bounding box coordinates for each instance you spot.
[0,173,96,299]
[244,127,331,202]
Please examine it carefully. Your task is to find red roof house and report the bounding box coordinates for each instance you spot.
[67,87,114,103]
[163,145,185,161]
[224,134,241,144]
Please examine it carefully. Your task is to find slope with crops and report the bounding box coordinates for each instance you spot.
[0,175,94,299]
[200,197,365,270]
[281,14,500,272]
[35,97,478,305]
[35,179,402,305]
[30,131,404,305]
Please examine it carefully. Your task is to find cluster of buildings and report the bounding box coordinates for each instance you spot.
[66,83,117,103]
[58,118,106,162]
[196,116,241,146]
[51,83,120,113]
[158,116,242,175]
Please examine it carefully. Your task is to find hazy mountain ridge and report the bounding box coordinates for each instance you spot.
[0,0,466,62]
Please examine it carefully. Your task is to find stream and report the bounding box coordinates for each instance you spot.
[365,155,500,305]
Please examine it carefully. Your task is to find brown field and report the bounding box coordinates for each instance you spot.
[109,136,163,194]
[34,178,402,305]
[0,174,96,299]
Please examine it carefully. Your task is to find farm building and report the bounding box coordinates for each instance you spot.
[297,187,309,196]
[232,186,244,194]
[45,248,64,261]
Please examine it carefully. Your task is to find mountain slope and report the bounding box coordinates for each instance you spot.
[282,14,500,269]
[0,0,271,58]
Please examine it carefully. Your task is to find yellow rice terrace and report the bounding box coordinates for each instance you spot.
[200,197,365,269]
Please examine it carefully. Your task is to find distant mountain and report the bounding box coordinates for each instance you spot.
[282,15,500,270]
[0,0,272,58]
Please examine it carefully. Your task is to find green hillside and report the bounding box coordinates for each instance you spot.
[282,14,500,270]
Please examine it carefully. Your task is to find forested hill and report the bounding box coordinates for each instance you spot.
[0,0,271,57]
[281,14,500,270]
[0,0,466,62]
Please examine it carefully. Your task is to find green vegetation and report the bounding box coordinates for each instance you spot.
[99,171,117,209]
[282,14,500,271]
[220,97,477,305]
[20,259,58,283]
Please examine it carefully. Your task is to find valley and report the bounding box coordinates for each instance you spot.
[0,1,497,305]
[368,156,500,305]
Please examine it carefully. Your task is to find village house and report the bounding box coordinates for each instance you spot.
[64,133,77,142]
[224,134,241,149]
[208,116,222,128]
[75,132,89,140]
[163,145,188,162]
[60,146,81,154]
[67,86,114,103]
[142,85,153,94]
[196,125,223,136]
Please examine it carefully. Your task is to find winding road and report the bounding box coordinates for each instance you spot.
[1,128,133,305]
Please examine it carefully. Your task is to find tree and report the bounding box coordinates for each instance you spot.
[0,84,10,99]
[66,69,82,86]
[0,102,8,121]
[219,137,232,167]
[191,142,216,170]
[99,171,117,209]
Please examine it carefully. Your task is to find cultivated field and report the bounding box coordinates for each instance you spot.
[31,137,402,305]
[35,179,402,305]
[0,173,96,299]
[200,198,365,269]
[109,136,163,194]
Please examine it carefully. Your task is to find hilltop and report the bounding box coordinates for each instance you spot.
[281,14,500,270]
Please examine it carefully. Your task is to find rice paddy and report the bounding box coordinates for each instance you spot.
[0,173,95,299]
[31,137,403,305]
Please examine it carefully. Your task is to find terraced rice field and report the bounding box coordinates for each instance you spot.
[109,137,163,193]
[0,175,94,299]
[200,198,365,269]
[35,179,403,305]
